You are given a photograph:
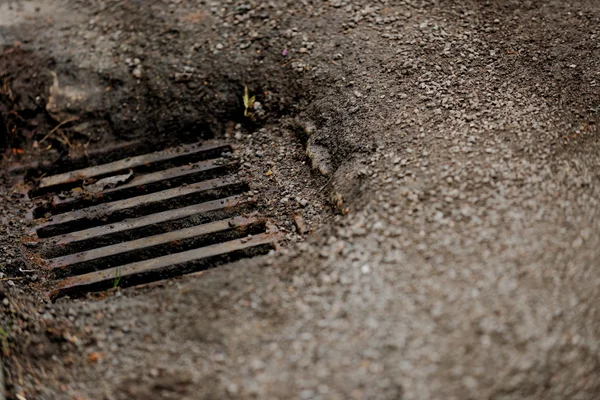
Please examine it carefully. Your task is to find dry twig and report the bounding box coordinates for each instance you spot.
[38,116,79,145]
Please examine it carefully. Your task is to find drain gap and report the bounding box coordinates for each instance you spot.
[22,140,145,179]
[29,141,232,197]
[49,218,267,278]
[35,179,249,238]
[51,235,281,299]
[40,196,255,258]
[33,159,240,218]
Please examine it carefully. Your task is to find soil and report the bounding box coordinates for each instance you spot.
[0,0,599,399]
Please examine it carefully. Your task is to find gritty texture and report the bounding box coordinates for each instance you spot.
[0,0,599,399]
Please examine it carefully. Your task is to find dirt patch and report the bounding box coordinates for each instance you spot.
[0,47,53,151]
[1,0,600,399]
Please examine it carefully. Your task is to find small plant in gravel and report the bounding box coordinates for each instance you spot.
[242,85,255,117]
[113,268,122,289]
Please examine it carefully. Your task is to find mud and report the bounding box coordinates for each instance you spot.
[0,0,599,399]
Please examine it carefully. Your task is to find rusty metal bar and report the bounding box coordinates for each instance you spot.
[53,232,283,295]
[35,177,247,237]
[48,216,262,270]
[35,140,231,193]
[49,195,251,247]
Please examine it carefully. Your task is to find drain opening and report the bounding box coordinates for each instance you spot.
[29,141,232,197]
[28,140,283,298]
[32,158,241,218]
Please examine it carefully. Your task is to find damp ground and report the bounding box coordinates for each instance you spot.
[1,0,600,399]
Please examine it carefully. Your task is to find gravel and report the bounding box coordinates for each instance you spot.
[0,0,599,399]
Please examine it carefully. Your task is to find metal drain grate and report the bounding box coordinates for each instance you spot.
[28,140,282,298]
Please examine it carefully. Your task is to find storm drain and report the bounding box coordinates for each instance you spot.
[28,140,282,298]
